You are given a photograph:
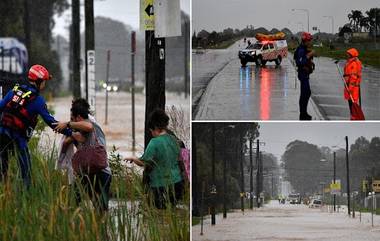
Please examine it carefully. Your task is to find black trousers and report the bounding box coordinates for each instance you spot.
[75,171,112,212]
[298,74,311,115]
[151,181,184,209]
[0,134,32,187]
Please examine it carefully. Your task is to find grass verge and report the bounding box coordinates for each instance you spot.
[0,138,190,241]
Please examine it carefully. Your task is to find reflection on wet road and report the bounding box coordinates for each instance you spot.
[195,57,316,120]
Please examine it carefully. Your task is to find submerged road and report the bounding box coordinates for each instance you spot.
[192,201,380,241]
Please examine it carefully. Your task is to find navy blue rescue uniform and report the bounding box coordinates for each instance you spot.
[0,84,71,186]
[294,44,313,119]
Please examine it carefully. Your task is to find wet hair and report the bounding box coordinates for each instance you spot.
[147,109,169,130]
[71,98,90,119]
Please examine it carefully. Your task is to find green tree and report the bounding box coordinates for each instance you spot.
[348,10,364,32]
[1,0,69,95]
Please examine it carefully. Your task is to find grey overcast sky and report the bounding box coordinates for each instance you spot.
[53,0,190,38]
[259,122,380,160]
[193,0,379,34]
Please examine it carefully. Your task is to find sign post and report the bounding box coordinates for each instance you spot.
[87,50,96,112]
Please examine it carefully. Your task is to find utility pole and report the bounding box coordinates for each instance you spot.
[184,19,189,98]
[131,31,136,152]
[23,0,31,57]
[333,152,336,212]
[346,136,351,216]
[223,138,227,218]
[260,151,263,205]
[256,139,260,208]
[240,134,244,213]
[104,50,110,125]
[72,0,81,98]
[211,123,216,225]
[192,127,198,215]
[85,0,95,101]
[271,175,274,198]
[249,138,253,209]
[144,30,166,147]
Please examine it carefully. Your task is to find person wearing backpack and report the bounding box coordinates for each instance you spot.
[124,109,184,209]
[0,64,71,187]
[294,32,315,120]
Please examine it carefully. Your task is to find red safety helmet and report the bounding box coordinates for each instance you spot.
[346,48,359,57]
[28,64,51,82]
[301,32,313,42]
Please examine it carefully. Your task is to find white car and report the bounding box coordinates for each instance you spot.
[309,199,322,208]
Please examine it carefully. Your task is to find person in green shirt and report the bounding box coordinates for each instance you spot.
[125,109,184,209]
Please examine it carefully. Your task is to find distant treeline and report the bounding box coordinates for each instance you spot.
[282,137,380,198]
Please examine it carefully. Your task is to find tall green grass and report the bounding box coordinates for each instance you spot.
[0,139,190,241]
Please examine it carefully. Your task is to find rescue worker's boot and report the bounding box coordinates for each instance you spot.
[299,112,312,120]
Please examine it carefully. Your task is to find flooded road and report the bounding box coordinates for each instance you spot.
[192,201,380,241]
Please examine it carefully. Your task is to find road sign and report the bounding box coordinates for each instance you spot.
[140,0,154,30]
[330,180,341,195]
[87,50,96,112]
[154,0,181,37]
[372,180,380,193]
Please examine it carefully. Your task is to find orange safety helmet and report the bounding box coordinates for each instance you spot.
[346,48,359,58]
[301,32,313,42]
[28,64,51,82]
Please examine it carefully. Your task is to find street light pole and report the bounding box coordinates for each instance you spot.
[256,139,260,208]
[240,133,245,213]
[223,139,227,218]
[249,138,253,210]
[323,16,334,35]
[345,136,351,216]
[211,124,216,225]
[333,152,336,212]
[292,8,310,32]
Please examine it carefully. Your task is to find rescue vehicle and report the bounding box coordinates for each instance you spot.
[238,32,288,67]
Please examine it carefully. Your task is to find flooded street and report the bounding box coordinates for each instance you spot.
[193,201,380,241]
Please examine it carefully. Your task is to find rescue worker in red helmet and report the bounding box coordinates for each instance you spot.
[294,32,315,120]
[343,48,362,120]
[0,64,71,187]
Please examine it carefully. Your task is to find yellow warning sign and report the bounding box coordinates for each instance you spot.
[330,180,341,195]
[140,0,154,30]
[372,180,380,193]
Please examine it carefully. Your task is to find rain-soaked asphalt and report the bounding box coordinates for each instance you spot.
[193,40,380,120]
[192,41,245,118]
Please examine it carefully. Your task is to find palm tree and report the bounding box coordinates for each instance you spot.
[366,8,380,36]
[359,17,370,32]
[348,10,364,32]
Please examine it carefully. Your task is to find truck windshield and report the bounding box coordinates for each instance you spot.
[247,43,262,50]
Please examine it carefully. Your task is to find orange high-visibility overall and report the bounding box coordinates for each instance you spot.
[343,49,362,103]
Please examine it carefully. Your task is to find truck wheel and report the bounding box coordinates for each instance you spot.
[261,60,267,66]
[240,59,247,67]
[255,56,263,66]
[275,56,282,66]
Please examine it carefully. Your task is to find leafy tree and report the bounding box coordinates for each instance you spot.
[348,10,364,32]
[192,122,260,215]
[1,0,69,95]
[366,8,380,36]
